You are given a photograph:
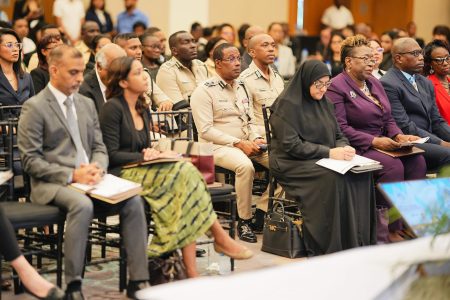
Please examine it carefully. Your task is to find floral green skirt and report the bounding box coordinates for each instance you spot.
[121,161,217,257]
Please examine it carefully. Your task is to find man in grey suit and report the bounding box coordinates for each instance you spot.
[18,45,149,300]
[381,37,450,171]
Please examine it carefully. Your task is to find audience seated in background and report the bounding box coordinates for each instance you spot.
[13,0,45,42]
[315,26,331,61]
[75,21,101,65]
[31,33,63,94]
[140,32,163,81]
[432,25,450,44]
[27,24,63,71]
[270,60,376,255]
[132,21,147,37]
[240,25,265,72]
[268,22,296,79]
[191,43,274,243]
[323,30,344,77]
[145,26,169,63]
[381,37,450,171]
[84,33,112,75]
[204,37,227,77]
[379,31,398,71]
[406,21,425,48]
[326,35,426,242]
[0,205,65,299]
[237,23,250,55]
[369,39,386,79]
[423,40,450,124]
[99,56,253,278]
[12,18,36,66]
[79,43,126,113]
[18,45,150,299]
[0,28,35,106]
[85,0,114,35]
[115,32,173,111]
[117,0,148,34]
[156,30,209,105]
[321,0,354,30]
[218,23,236,45]
[240,33,284,134]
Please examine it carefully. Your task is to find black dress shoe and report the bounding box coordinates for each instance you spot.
[1,279,11,291]
[26,286,65,300]
[64,290,84,300]
[126,280,150,299]
[196,248,206,257]
[251,209,266,234]
[238,220,257,243]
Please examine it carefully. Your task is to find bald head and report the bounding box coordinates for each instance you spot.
[96,43,127,83]
[244,26,264,49]
[392,37,424,73]
[248,33,274,50]
[392,37,419,55]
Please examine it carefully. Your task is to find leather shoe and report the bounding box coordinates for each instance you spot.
[64,290,84,300]
[126,280,150,299]
[1,279,11,291]
[196,248,206,257]
[251,209,266,234]
[238,220,257,243]
[214,243,253,260]
[26,286,65,300]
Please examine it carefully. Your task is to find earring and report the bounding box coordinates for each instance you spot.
[430,67,434,74]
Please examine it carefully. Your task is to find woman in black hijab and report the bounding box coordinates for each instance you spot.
[269,60,376,256]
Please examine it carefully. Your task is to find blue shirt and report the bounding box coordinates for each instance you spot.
[116,9,149,34]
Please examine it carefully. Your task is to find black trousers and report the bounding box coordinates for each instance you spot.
[0,205,21,261]
[416,143,450,171]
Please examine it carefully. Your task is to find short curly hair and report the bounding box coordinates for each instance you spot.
[340,34,370,69]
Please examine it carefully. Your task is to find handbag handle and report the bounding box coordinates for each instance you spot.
[269,201,286,222]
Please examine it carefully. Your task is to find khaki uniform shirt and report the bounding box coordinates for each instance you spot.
[143,69,171,107]
[156,56,209,104]
[190,75,262,147]
[240,61,284,131]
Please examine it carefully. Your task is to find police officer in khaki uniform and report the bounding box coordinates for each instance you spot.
[240,34,285,135]
[156,31,209,105]
[191,43,270,243]
[115,33,173,111]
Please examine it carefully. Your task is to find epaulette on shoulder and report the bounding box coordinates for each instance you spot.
[204,80,219,87]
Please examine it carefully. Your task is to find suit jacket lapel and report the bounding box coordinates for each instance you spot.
[394,69,430,115]
[0,72,18,101]
[45,88,72,136]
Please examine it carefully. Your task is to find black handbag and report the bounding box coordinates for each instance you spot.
[148,250,187,286]
[261,201,307,258]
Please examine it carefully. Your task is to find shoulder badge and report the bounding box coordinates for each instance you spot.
[204,80,218,87]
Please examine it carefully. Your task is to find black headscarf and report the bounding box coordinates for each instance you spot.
[271,60,340,148]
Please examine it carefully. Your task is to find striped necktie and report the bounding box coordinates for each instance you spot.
[409,75,419,92]
[64,97,87,167]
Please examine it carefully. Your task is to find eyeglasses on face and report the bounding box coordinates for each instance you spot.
[221,56,241,63]
[143,44,161,50]
[1,42,23,50]
[313,79,332,89]
[398,49,423,57]
[431,55,450,65]
[350,56,377,65]
[373,47,384,53]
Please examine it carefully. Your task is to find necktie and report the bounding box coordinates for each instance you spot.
[409,75,419,92]
[64,97,87,167]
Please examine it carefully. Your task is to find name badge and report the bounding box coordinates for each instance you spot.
[350,91,357,99]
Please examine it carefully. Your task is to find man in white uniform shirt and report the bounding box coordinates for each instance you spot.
[321,0,354,30]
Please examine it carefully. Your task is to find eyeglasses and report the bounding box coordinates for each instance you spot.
[431,55,450,65]
[350,56,377,65]
[314,79,332,89]
[221,56,241,63]
[398,49,423,57]
[374,47,384,53]
[1,42,23,50]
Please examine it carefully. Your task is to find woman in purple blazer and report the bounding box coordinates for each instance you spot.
[326,35,427,242]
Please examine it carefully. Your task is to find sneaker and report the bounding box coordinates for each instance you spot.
[126,281,150,299]
[251,209,266,234]
[238,219,257,243]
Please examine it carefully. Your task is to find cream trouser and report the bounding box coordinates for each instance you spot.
[213,145,281,220]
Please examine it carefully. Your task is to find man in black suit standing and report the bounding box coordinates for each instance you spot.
[79,43,127,114]
[381,37,450,170]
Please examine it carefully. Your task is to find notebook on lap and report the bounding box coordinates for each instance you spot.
[378,178,450,238]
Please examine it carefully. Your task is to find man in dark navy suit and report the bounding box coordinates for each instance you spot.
[381,37,450,171]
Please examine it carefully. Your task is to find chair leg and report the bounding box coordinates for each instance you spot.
[56,223,64,288]
[119,243,127,292]
[230,196,236,272]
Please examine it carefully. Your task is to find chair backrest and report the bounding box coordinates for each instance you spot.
[0,105,22,122]
[148,109,194,145]
[262,104,272,153]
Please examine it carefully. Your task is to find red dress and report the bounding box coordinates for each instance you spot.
[428,74,450,124]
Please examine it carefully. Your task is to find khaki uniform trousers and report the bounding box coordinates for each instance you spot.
[214,145,280,220]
